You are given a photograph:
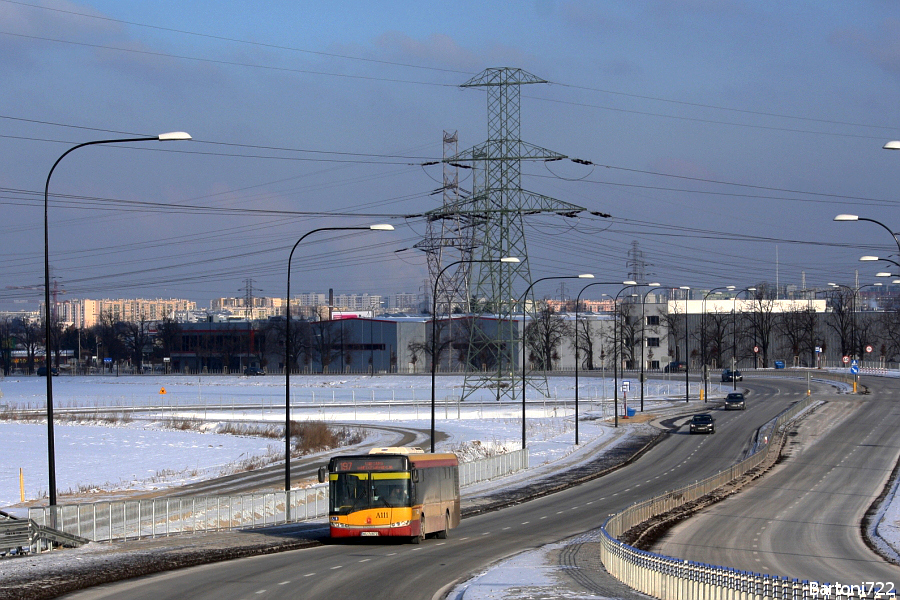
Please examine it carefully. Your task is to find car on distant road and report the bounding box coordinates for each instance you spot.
[243,367,265,376]
[664,361,687,373]
[689,413,716,434]
[724,392,746,410]
[36,366,59,376]
[721,368,742,382]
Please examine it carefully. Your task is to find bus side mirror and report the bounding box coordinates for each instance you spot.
[411,469,419,483]
[317,466,327,483]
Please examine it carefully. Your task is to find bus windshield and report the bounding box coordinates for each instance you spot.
[330,472,411,514]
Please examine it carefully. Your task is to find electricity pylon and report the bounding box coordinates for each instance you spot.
[425,67,586,401]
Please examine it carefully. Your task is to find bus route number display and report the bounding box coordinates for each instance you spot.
[333,456,406,472]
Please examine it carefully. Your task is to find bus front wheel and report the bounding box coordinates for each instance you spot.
[411,516,424,544]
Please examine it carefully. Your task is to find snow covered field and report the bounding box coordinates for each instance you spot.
[1,372,897,599]
[1,373,680,509]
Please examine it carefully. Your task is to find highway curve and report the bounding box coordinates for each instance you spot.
[652,374,900,585]
[60,376,858,600]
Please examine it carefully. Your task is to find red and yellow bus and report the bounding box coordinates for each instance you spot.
[318,447,460,543]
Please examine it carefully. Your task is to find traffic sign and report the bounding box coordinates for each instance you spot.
[865,345,873,353]
[753,346,759,353]
[850,365,859,374]
[842,356,850,364]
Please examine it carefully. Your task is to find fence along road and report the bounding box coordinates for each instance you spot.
[27,449,528,543]
[599,373,900,599]
[55,376,813,600]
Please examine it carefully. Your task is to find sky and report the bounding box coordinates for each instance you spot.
[2,1,900,311]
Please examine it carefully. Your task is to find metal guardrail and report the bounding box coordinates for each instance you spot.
[1,518,89,556]
[27,448,528,543]
[596,395,869,599]
[0,519,32,554]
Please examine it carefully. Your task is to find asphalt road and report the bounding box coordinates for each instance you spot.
[63,376,882,600]
[653,374,900,584]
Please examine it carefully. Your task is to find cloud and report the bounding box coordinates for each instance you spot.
[0,0,120,43]
[370,31,531,75]
[830,17,900,79]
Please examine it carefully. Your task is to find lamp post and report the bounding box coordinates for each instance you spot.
[731,287,756,390]
[285,224,393,492]
[861,256,900,271]
[638,283,661,412]
[430,257,520,452]
[520,274,594,449]
[612,283,639,427]
[675,287,691,403]
[43,132,191,509]
[834,214,900,254]
[701,286,735,401]
[574,279,636,444]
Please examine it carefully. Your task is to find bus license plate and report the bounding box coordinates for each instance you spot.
[360,532,379,536]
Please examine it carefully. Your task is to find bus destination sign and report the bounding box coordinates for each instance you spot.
[331,456,407,472]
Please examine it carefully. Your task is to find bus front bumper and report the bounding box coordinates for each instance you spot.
[329,521,417,538]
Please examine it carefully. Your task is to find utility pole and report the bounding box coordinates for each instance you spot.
[425,67,588,401]
[239,278,262,371]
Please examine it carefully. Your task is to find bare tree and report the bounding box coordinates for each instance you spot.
[700,311,731,370]
[661,303,684,364]
[409,318,470,373]
[15,317,42,374]
[118,312,154,370]
[616,303,640,370]
[777,306,819,367]
[573,317,599,370]
[744,284,778,368]
[824,288,854,358]
[524,303,572,371]
[880,310,900,364]
[0,318,12,376]
[309,320,355,373]
[154,316,183,362]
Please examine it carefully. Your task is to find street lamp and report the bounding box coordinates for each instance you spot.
[702,286,735,401]
[285,224,393,492]
[678,287,691,403]
[834,214,900,254]
[573,279,636,444]
[731,287,755,390]
[520,274,593,449]
[611,283,641,427]
[43,132,191,509]
[639,283,661,412]
[861,256,900,271]
[430,257,520,452]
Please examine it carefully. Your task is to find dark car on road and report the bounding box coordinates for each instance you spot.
[724,392,746,410]
[689,413,715,434]
[664,361,687,373]
[243,367,265,376]
[37,366,59,376]
[721,368,742,382]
